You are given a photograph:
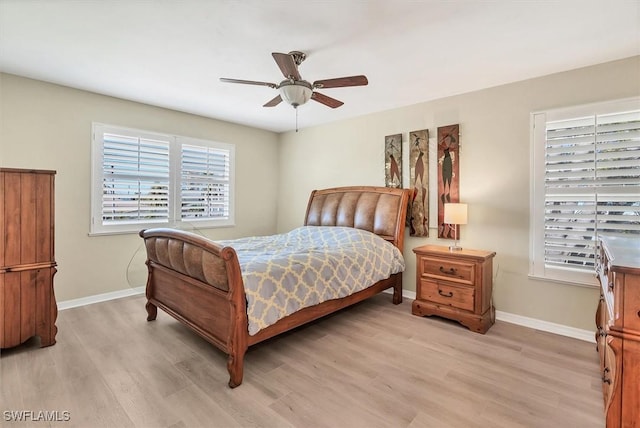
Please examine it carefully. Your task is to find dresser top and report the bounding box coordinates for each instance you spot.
[600,235,640,273]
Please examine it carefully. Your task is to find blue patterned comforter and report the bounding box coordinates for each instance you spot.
[218,226,405,335]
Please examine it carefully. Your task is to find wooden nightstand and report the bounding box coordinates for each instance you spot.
[412,245,496,334]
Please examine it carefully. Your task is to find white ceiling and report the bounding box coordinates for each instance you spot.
[1,1,639,133]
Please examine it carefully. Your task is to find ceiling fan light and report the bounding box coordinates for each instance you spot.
[279,82,312,107]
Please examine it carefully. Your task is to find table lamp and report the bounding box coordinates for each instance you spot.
[444,203,468,251]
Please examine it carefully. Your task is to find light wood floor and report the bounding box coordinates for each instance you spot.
[1,293,604,428]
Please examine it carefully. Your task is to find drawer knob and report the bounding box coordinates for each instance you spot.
[438,289,454,298]
[439,266,457,276]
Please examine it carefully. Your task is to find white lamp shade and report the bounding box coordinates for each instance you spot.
[279,83,312,107]
[444,203,468,225]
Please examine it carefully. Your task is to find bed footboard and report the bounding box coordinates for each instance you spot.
[139,228,248,387]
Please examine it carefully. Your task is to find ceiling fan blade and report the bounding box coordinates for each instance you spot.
[220,78,276,88]
[272,52,301,80]
[313,75,368,89]
[311,92,344,108]
[263,95,282,107]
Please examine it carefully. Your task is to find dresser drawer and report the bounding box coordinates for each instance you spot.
[419,279,474,312]
[419,256,475,285]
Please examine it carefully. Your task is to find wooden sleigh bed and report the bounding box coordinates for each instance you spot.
[139,186,410,387]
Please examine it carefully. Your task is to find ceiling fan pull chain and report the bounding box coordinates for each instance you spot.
[295,107,299,132]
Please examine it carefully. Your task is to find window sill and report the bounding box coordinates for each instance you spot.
[527,274,599,289]
[89,221,235,237]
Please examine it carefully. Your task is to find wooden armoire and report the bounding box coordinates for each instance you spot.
[0,168,58,348]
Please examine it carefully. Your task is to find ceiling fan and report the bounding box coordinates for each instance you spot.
[220,51,368,109]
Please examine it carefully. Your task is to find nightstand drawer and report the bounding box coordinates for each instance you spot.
[419,256,475,285]
[419,279,474,312]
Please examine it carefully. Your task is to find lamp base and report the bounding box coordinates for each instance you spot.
[449,245,463,252]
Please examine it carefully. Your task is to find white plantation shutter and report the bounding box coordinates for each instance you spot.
[91,124,235,234]
[595,110,640,241]
[102,132,170,224]
[181,144,231,221]
[531,98,640,285]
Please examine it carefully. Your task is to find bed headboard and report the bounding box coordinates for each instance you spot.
[304,186,410,251]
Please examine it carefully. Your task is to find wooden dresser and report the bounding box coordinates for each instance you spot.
[0,168,58,348]
[595,235,640,427]
[412,245,495,334]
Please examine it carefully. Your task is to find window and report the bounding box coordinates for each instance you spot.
[530,98,640,285]
[91,123,235,235]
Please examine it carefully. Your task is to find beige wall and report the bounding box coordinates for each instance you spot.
[277,56,640,331]
[0,73,280,301]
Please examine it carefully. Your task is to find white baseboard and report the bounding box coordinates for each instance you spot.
[494,310,595,343]
[58,286,144,311]
[392,289,594,343]
[60,286,595,343]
